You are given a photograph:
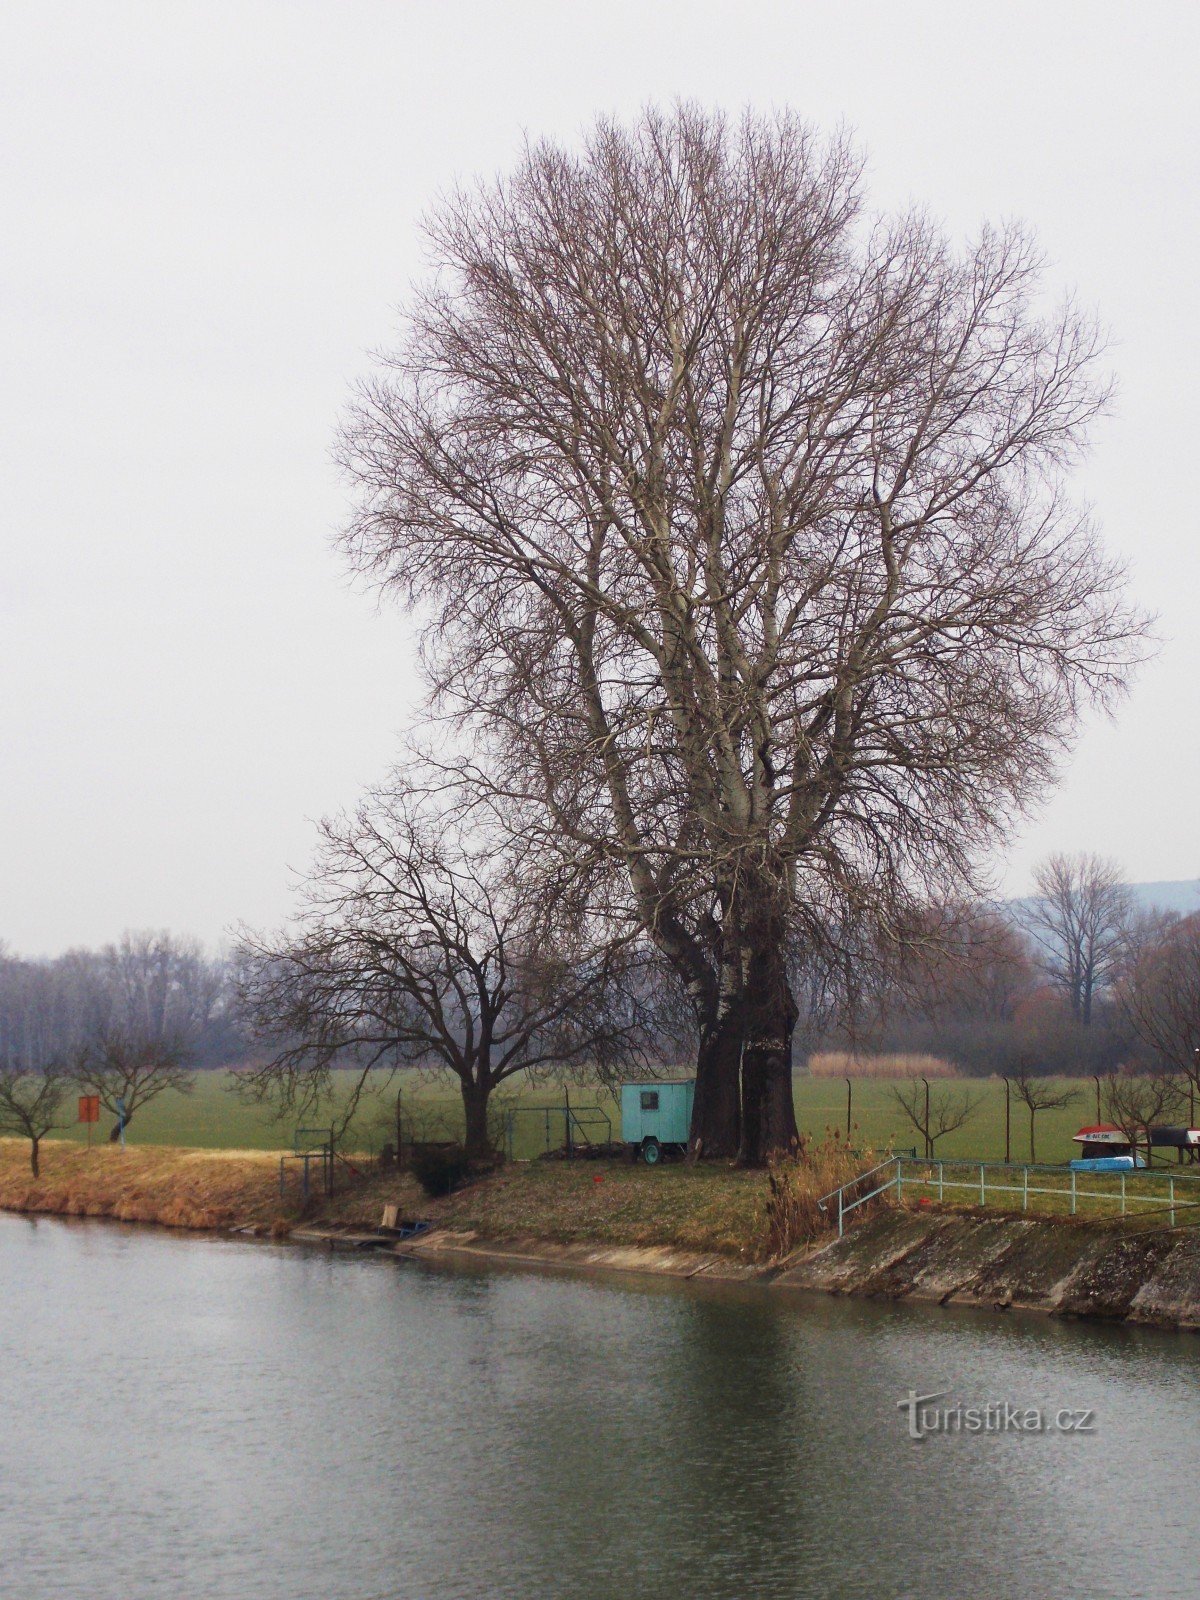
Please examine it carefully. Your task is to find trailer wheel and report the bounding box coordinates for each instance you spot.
[641,1138,662,1165]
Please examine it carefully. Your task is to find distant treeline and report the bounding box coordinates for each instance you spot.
[807,854,1200,1082]
[0,930,245,1074]
[0,931,249,1167]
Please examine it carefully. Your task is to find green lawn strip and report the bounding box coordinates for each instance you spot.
[48,1071,1108,1166]
[896,1161,1200,1227]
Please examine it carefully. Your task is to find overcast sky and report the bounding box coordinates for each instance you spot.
[2,0,1197,955]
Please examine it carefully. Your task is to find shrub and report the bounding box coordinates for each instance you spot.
[763,1133,880,1258]
[409,1143,471,1198]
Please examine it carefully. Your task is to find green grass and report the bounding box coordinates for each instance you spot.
[893,1158,1200,1226]
[794,1075,1101,1165]
[52,1068,1107,1166]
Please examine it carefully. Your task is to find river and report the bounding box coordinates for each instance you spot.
[1,1212,1198,1599]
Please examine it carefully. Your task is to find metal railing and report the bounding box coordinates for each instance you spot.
[818,1155,1200,1237]
[817,1156,906,1237]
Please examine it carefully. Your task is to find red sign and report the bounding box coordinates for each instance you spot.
[78,1095,100,1124]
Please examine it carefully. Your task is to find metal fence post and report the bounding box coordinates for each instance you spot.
[1170,1176,1176,1228]
[938,1161,944,1202]
[1121,1172,1126,1217]
[1022,1166,1028,1212]
[980,1163,986,1206]
[897,1159,904,1204]
[1070,1168,1077,1216]
[837,1186,844,1238]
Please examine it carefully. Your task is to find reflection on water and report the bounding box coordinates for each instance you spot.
[1,1211,1197,1600]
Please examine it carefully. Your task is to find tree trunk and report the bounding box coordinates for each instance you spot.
[737,945,800,1167]
[688,1006,744,1160]
[461,1081,492,1161]
[30,1136,39,1178]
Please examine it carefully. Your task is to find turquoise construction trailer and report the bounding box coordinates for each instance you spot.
[620,1080,695,1163]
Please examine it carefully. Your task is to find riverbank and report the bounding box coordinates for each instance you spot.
[292,1209,1200,1330]
[777,1208,1200,1328]
[0,1139,770,1252]
[0,1141,288,1231]
[7,1140,1200,1331]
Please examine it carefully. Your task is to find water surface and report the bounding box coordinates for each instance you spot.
[1,1212,1197,1599]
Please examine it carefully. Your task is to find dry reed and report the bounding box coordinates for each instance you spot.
[806,1051,957,1080]
[763,1132,884,1259]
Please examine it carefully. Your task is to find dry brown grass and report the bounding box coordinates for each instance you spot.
[763,1133,885,1258]
[807,1051,957,1080]
[0,1138,285,1231]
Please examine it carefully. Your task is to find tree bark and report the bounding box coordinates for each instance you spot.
[461,1081,492,1161]
[737,945,801,1166]
[30,1136,39,1178]
[689,1006,744,1160]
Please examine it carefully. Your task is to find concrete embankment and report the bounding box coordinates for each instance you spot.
[774,1209,1200,1329]
[289,1209,1200,1324]
[293,1209,1200,1331]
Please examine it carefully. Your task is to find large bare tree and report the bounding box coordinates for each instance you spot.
[1119,912,1200,1093]
[338,106,1148,1162]
[1027,852,1133,1024]
[237,779,651,1159]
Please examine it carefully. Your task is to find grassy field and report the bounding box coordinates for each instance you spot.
[48,1067,1108,1165]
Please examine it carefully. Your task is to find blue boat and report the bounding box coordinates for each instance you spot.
[1070,1124,1144,1171]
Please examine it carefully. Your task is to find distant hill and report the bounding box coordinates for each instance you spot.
[1006,879,1200,926]
[1127,881,1200,917]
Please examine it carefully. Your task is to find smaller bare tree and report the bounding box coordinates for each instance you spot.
[75,1031,194,1142]
[72,932,205,1139]
[891,1079,980,1159]
[0,1063,73,1176]
[1010,1065,1077,1164]
[1101,1070,1185,1165]
[0,952,81,1173]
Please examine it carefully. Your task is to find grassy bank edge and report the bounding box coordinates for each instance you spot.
[2,1138,1174,1274]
